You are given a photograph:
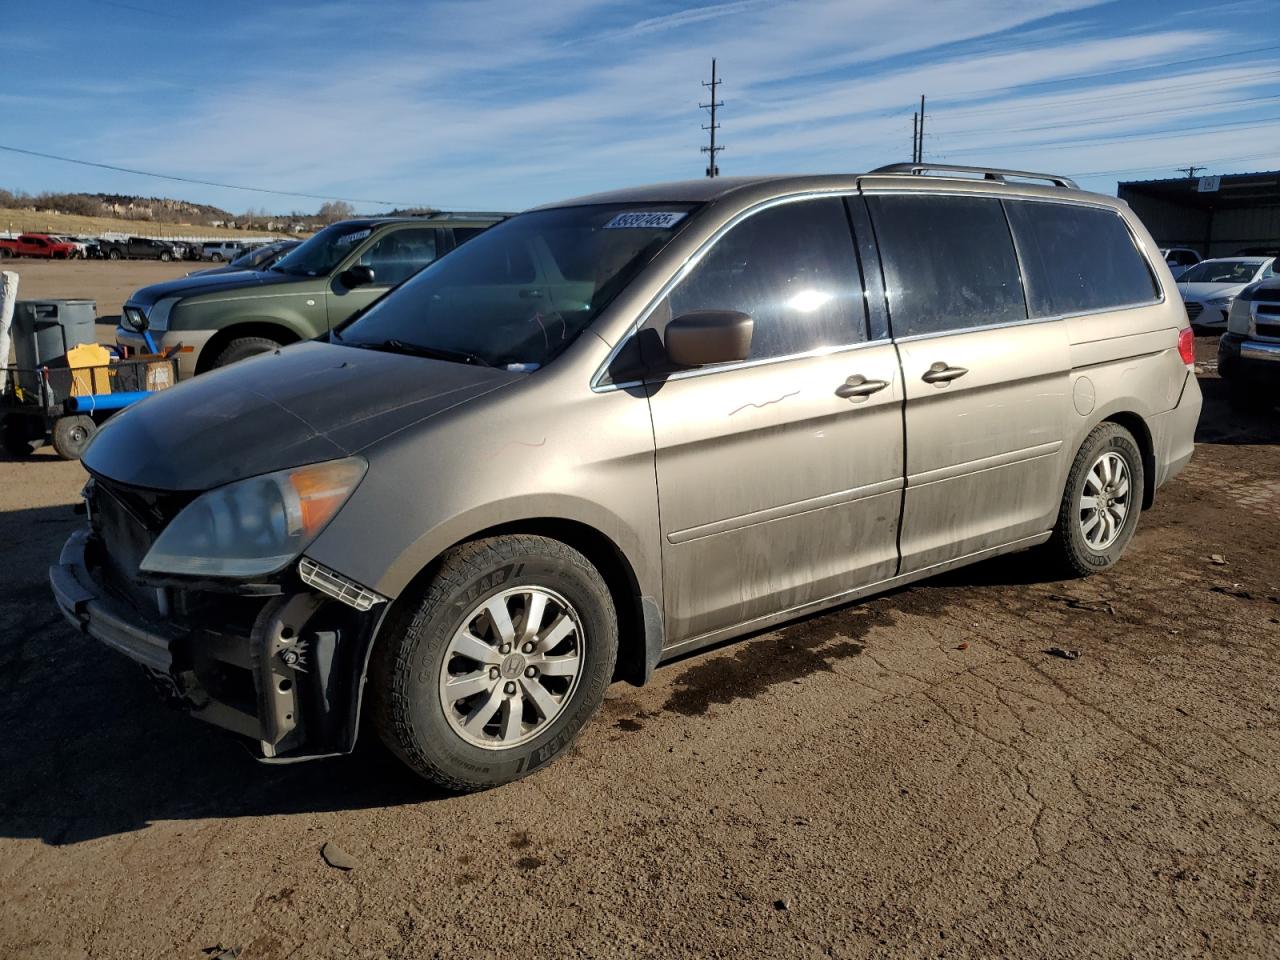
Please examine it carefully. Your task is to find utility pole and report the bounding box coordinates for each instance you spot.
[912,112,918,163]
[916,94,926,163]
[1178,165,1205,179]
[700,58,724,178]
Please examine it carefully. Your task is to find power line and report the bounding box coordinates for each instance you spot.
[939,92,1280,139]
[944,114,1280,157]
[995,42,1280,93]
[1068,152,1280,179]
[933,68,1280,120]
[1178,165,1206,178]
[0,143,406,206]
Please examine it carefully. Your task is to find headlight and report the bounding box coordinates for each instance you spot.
[140,457,367,578]
[122,306,147,332]
[1207,295,1234,307]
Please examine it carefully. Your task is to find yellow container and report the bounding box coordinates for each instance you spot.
[65,343,113,397]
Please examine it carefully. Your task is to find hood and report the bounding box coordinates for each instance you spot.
[126,268,310,308]
[1178,281,1248,300]
[83,340,519,491]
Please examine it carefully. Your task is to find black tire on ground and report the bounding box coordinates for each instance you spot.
[370,535,619,791]
[0,248,11,259]
[1047,422,1145,578]
[212,337,281,368]
[160,251,172,262]
[210,253,224,262]
[2,416,35,458]
[50,415,96,460]
[108,248,122,261]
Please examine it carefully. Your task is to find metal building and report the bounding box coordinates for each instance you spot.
[1117,170,1280,258]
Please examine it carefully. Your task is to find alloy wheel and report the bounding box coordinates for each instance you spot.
[1079,451,1131,551]
[438,586,584,749]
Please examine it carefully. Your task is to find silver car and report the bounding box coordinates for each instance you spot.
[51,164,1201,789]
[1178,257,1276,329]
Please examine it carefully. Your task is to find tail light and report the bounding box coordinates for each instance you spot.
[1177,327,1195,367]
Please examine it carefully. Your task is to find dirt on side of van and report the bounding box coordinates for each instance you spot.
[0,340,1277,959]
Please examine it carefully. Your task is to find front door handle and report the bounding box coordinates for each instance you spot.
[835,374,890,400]
[518,288,544,299]
[921,362,969,384]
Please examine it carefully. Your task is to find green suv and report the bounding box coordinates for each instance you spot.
[116,213,504,375]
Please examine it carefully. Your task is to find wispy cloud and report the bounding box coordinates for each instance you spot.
[7,0,1280,209]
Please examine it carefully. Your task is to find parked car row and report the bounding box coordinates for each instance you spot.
[53,168,1201,792]
[0,232,294,262]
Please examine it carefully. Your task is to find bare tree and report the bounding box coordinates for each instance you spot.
[317,200,356,224]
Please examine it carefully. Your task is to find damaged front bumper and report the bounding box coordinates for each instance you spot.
[50,528,387,761]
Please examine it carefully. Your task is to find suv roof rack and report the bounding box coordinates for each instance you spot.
[869,163,1079,190]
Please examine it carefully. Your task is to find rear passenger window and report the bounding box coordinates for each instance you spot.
[663,197,866,362]
[1005,201,1159,317]
[867,195,1026,337]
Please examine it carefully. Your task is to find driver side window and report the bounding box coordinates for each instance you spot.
[656,196,867,364]
[359,228,441,286]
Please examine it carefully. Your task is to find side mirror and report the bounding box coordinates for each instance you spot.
[665,310,753,367]
[340,264,376,288]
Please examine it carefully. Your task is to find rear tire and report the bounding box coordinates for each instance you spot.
[160,251,172,262]
[50,415,96,460]
[370,535,618,791]
[210,253,224,262]
[108,249,122,261]
[1048,422,1144,578]
[212,336,281,368]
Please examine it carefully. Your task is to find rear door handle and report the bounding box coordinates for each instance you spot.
[835,374,890,400]
[921,362,968,384]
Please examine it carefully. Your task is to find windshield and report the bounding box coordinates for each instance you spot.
[334,203,698,369]
[1181,260,1263,284]
[272,222,376,277]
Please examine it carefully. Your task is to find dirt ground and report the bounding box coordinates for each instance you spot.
[1,334,1277,959]
[2,258,195,333]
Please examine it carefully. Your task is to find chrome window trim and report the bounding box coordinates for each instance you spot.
[590,189,863,392]
[889,299,1169,345]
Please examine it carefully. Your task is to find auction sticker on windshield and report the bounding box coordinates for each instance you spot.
[603,211,687,229]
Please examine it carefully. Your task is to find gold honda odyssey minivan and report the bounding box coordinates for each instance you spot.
[54,164,1200,789]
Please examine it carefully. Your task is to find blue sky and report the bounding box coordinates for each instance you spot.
[5,0,1280,214]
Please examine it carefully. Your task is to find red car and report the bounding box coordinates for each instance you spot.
[0,234,79,259]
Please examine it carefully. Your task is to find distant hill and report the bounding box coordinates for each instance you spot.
[0,189,321,233]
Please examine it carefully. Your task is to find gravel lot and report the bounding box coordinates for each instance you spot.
[0,302,1277,957]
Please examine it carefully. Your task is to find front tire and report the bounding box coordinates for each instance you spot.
[160,251,172,262]
[1048,422,1144,577]
[108,249,122,261]
[212,336,281,368]
[370,535,618,791]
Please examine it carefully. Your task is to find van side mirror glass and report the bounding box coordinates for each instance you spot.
[665,310,753,367]
[341,264,376,288]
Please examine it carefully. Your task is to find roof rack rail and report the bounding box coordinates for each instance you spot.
[869,163,1078,190]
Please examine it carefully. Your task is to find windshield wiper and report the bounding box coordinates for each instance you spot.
[355,338,492,367]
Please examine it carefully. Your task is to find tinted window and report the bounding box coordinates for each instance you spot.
[868,194,1025,337]
[1006,200,1158,317]
[1178,259,1264,284]
[663,197,866,362]
[453,227,487,244]
[360,227,439,285]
